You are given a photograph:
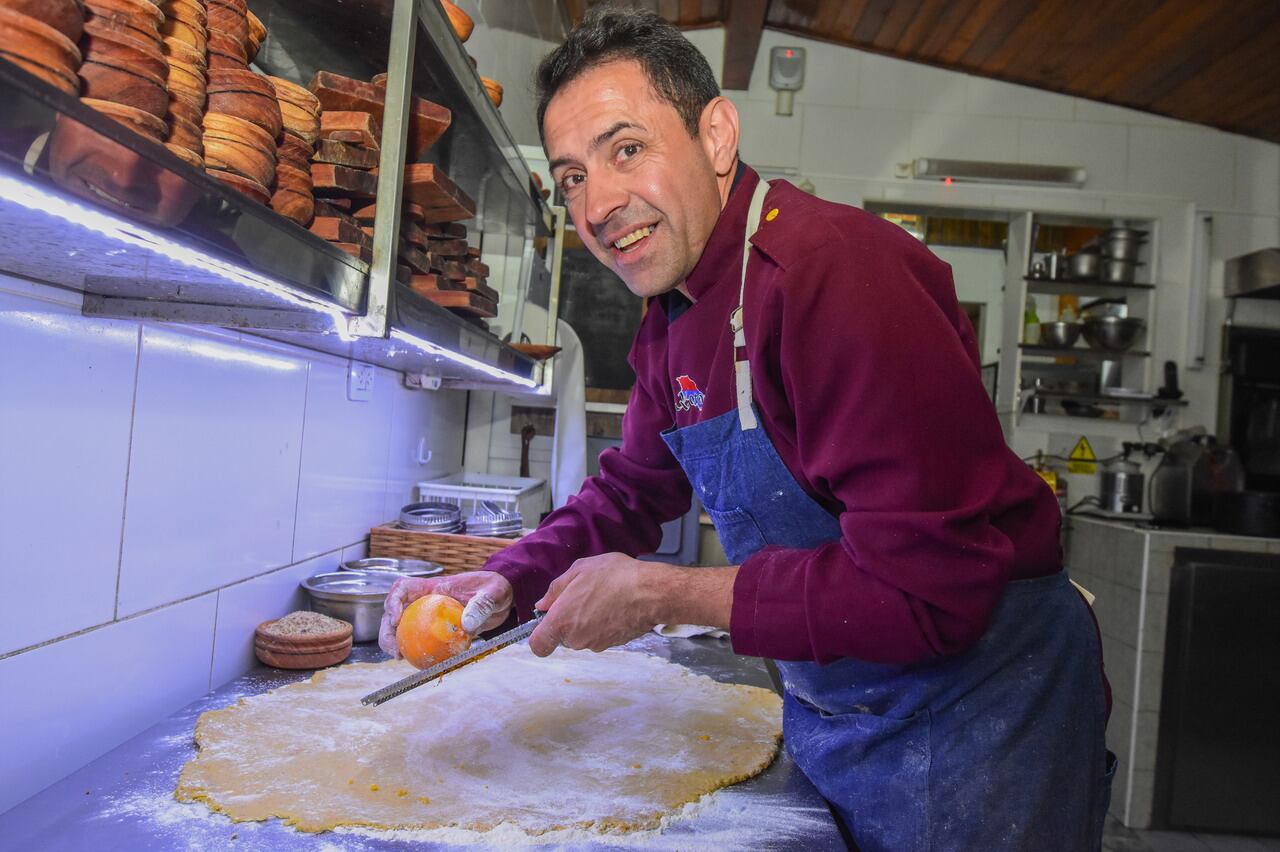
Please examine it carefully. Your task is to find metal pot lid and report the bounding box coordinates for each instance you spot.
[399,501,463,530]
[301,571,398,602]
[341,557,444,577]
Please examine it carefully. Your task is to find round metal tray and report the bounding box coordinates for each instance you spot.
[340,557,444,577]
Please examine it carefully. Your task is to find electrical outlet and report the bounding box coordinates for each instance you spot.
[347,361,374,401]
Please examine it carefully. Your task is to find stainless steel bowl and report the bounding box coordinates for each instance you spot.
[1082,316,1145,352]
[341,557,444,578]
[300,571,398,642]
[398,501,464,532]
[1039,321,1082,348]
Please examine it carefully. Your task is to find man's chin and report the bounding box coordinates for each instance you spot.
[619,272,680,299]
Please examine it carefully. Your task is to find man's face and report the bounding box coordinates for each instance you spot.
[543,60,723,298]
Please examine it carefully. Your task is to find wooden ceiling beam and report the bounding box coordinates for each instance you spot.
[721,0,769,90]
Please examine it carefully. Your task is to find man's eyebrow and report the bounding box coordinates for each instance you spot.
[548,121,643,174]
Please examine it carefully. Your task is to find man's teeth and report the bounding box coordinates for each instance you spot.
[613,226,654,250]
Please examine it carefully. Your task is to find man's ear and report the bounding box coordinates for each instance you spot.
[699,96,740,177]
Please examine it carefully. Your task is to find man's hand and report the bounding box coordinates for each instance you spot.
[528,553,658,656]
[378,571,514,659]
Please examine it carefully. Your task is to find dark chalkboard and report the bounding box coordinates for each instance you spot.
[557,244,642,392]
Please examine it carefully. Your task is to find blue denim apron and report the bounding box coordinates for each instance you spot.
[661,181,1116,851]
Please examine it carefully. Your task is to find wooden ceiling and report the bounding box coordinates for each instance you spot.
[561,0,1280,145]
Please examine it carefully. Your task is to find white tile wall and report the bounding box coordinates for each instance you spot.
[0,593,217,815]
[0,286,138,655]
[800,104,912,179]
[208,549,342,688]
[731,96,805,172]
[116,326,308,616]
[293,357,393,562]
[383,372,468,520]
[1126,124,1236,210]
[1017,118,1129,193]
[0,273,469,815]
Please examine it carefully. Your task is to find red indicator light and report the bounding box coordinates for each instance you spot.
[944,177,953,186]
[785,50,793,57]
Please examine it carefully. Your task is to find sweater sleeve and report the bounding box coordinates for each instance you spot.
[730,228,1024,665]
[485,314,693,621]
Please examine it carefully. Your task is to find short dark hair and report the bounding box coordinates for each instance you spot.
[535,7,720,139]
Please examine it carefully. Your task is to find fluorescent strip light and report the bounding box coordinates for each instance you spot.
[0,173,356,341]
[390,328,538,387]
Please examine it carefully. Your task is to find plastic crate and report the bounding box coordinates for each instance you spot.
[417,472,546,525]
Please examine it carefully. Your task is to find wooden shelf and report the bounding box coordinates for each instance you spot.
[1019,344,1150,359]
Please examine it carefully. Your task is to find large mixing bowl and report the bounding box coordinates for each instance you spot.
[300,571,398,642]
[1039,321,1082,348]
[1082,316,1145,352]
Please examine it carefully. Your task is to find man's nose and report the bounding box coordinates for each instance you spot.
[584,177,627,235]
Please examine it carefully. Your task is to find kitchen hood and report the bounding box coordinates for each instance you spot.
[1225,248,1280,299]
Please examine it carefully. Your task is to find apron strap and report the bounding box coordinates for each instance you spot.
[731,179,771,431]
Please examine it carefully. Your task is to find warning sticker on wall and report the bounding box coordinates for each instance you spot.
[1067,436,1098,475]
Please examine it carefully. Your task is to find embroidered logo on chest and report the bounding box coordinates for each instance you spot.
[674,375,706,412]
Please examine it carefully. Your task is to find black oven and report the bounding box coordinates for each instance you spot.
[1219,326,1280,492]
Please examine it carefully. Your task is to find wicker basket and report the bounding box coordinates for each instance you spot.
[369,523,520,572]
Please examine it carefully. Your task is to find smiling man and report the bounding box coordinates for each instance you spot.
[379,8,1114,850]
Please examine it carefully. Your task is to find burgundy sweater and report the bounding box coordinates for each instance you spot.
[488,166,1063,665]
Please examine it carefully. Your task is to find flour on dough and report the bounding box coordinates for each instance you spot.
[176,644,782,835]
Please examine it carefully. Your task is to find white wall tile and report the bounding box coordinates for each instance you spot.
[293,357,393,562]
[208,550,341,688]
[0,285,138,654]
[383,378,467,520]
[1233,136,1280,217]
[857,50,968,115]
[1073,99,1189,129]
[0,593,216,814]
[752,31,863,108]
[342,539,369,562]
[1017,119,1129,194]
[1127,125,1235,209]
[965,76,1075,121]
[910,112,1019,164]
[731,96,803,172]
[800,104,912,179]
[117,327,308,616]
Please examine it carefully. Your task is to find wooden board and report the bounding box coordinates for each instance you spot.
[462,275,500,303]
[408,272,467,294]
[433,258,467,280]
[399,244,433,275]
[351,201,426,224]
[385,164,475,224]
[333,241,372,264]
[310,163,378,199]
[319,111,381,149]
[466,258,489,277]
[423,222,468,238]
[416,288,497,317]
[308,71,452,159]
[425,236,467,256]
[312,139,379,170]
[310,215,371,249]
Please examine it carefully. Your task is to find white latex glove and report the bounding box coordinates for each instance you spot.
[378,571,514,659]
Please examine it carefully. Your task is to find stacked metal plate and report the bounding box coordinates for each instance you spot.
[466,500,523,537]
[398,501,463,533]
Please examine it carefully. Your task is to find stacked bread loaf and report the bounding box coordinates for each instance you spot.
[157,0,204,169]
[201,0,279,203]
[77,0,169,143]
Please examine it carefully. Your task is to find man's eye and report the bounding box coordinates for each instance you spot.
[560,174,585,193]
[620,144,641,159]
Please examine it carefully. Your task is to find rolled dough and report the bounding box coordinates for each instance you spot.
[176,644,782,835]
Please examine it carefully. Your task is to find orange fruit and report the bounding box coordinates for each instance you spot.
[396,594,471,669]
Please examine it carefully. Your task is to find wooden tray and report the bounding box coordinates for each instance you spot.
[369,523,518,572]
[399,163,475,223]
[308,70,450,160]
[511,343,562,361]
[416,288,496,317]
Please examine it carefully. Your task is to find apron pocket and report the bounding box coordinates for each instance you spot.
[784,694,932,852]
[704,506,768,563]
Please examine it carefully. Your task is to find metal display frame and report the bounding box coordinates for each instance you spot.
[0,0,563,393]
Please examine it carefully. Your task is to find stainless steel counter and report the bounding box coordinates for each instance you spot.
[0,635,845,851]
